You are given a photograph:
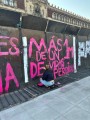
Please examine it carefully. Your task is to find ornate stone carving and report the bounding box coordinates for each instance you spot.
[33,3,42,16]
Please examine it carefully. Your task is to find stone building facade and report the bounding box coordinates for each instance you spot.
[47,4,90,29]
[0,0,90,29]
[0,0,25,13]
[25,0,48,18]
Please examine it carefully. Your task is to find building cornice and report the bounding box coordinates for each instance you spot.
[48,4,90,23]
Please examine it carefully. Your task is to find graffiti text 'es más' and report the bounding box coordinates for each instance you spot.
[0,36,20,56]
[0,36,20,93]
[0,63,19,93]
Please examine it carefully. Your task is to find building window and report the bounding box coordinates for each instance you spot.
[63,16,66,22]
[72,19,74,24]
[78,21,80,26]
[82,22,84,27]
[58,15,60,20]
[76,21,78,25]
[64,16,67,22]
[83,23,86,27]
[0,0,2,4]
[61,15,64,21]
[30,5,32,12]
[74,20,76,25]
[70,19,73,24]
[73,19,76,24]
[14,1,17,8]
[4,0,8,5]
[66,17,69,22]
[68,18,71,23]
[55,13,58,19]
[86,24,89,28]
[3,0,17,7]
[9,0,13,6]
[52,12,56,19]
[42,9,44,16]
[60,15,62,21]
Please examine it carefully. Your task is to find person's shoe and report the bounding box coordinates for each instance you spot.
[55,82,61,87]
[46,85,54,89]
[37,82,44,87]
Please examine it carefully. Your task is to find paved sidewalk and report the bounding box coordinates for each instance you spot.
[0,68,89,111]
[0,76,90,120]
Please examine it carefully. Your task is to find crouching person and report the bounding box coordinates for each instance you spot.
[38,64,55,87]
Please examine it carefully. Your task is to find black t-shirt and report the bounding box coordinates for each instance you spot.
[42,69,54,81]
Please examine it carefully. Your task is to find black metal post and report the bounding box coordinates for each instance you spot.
[18,14,25,87]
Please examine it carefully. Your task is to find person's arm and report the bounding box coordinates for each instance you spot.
[42,71,48,80]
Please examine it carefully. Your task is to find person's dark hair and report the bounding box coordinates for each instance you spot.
[45,64,49,69]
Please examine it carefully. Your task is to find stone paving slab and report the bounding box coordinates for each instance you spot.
[0,76,90,120]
